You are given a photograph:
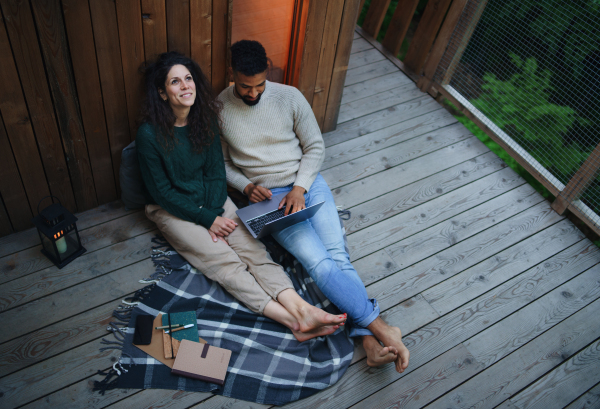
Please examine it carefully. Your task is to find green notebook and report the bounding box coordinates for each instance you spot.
[161,311,198,342]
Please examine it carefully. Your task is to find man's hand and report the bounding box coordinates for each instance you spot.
[244,183,272,203]
[279,186,306,215]
[208,216,237,243]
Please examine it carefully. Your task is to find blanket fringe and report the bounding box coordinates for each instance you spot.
[94,235,176,392]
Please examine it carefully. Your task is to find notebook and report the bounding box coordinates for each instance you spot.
[236,192,324,239]
[171,339,232,385]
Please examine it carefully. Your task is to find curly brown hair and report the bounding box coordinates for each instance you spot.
[140,52,222,153]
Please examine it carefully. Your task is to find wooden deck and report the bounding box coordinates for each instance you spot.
[2,30,600,409]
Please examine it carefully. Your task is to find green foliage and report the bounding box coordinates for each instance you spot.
[446,101,553,200]
[471,54,590,177]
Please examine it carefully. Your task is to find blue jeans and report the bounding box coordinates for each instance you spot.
[270,174,379,337]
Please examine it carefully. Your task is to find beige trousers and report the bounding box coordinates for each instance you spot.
[145,197,293,314]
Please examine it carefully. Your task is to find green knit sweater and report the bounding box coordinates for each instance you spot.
[136,122,227,228]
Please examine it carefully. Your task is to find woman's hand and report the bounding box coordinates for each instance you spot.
[208,216,238,243]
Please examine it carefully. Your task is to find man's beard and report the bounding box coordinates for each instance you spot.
[241,92,262,106]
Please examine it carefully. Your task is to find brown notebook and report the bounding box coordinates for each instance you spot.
[134,314,206,368]
[171,339,232,385]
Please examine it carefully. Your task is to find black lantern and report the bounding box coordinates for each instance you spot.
[32,196,86,269]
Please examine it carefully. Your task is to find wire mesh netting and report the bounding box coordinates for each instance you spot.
[434,0,600,228]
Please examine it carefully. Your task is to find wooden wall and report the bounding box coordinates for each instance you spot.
[0,0,230,236]
[0,0,357,237]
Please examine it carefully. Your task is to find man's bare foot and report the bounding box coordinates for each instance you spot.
[362,335,398,367]
[292,324,340,342]
[368,318,410,373]
[293,304,346,333]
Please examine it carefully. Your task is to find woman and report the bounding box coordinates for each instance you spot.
[136,52,345,341]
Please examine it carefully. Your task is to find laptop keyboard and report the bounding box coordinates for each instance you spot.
[247,207,287,235]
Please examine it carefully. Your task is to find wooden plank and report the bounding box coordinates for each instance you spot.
[352,181,541,262]
[350,37,371,54]
[62,0,118,205]
[0,299,119,377]
[351,344,483,409]
[89,0,132,192]
[565,382,600,409]
[439,0,489,86]
[330,137,490,209]
[0,199,12,236]
[190,0,212,79]
[0,257,153,364]
[0,112,33,231]
[346,166,522,243]
[381,0,421,56]
[22,377,138,409]
[0,200,136,258]
[116,0,145,141]
[297,0,329,105]
[347,47,386,70]
[403,0,453,75]
[166,0,190,56]
[348,153,505,263]
[355,24,420,82]
[380,186,542,269]
[361,0,391,38]
[0,210,153,285]
[338,83,423,123]
[368,198,557,311]
[322,0,361,132]
[323,124,474,190]
[505,339,600,409]
[417,0,468,92]
[211,0,230,92]
[348,156,516,285]
[430,289,600,409]
[283,242,600,409]
[30,0,97,210]
[0,339,122,408]
[190,396,266,408]
[423,221,586,315]
[0,0,75,211]
[323,107,457,170]
[344,58,399,85]
[311,0,345,128]
[0,229,156,321]
[324,95,439,147]
[342,70,413,104]
[141,0,168,60]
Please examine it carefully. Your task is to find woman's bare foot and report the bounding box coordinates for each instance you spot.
[277,289,346,333]
[292,325,340,342]
[362,335,398,367]
[368,317,410,373]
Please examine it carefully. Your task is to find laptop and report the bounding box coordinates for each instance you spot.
[236,192,324,239]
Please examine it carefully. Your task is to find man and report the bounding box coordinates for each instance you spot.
[218,40,409,373]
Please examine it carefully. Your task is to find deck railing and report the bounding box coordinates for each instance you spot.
[359,0,600,236]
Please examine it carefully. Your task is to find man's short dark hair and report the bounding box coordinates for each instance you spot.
[231,40,268,76]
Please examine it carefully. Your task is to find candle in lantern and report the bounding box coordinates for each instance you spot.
[55,232,67,254]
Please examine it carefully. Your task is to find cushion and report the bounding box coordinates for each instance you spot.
[119,141,147,210]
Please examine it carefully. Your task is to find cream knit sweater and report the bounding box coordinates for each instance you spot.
[218,80,325,193]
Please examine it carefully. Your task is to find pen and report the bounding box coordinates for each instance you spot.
[155,324,181,330]
[164,324,194,334]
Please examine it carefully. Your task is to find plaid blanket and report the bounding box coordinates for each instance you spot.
[95,231,354,405]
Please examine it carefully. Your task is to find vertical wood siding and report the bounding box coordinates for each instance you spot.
[0,0,353,236]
